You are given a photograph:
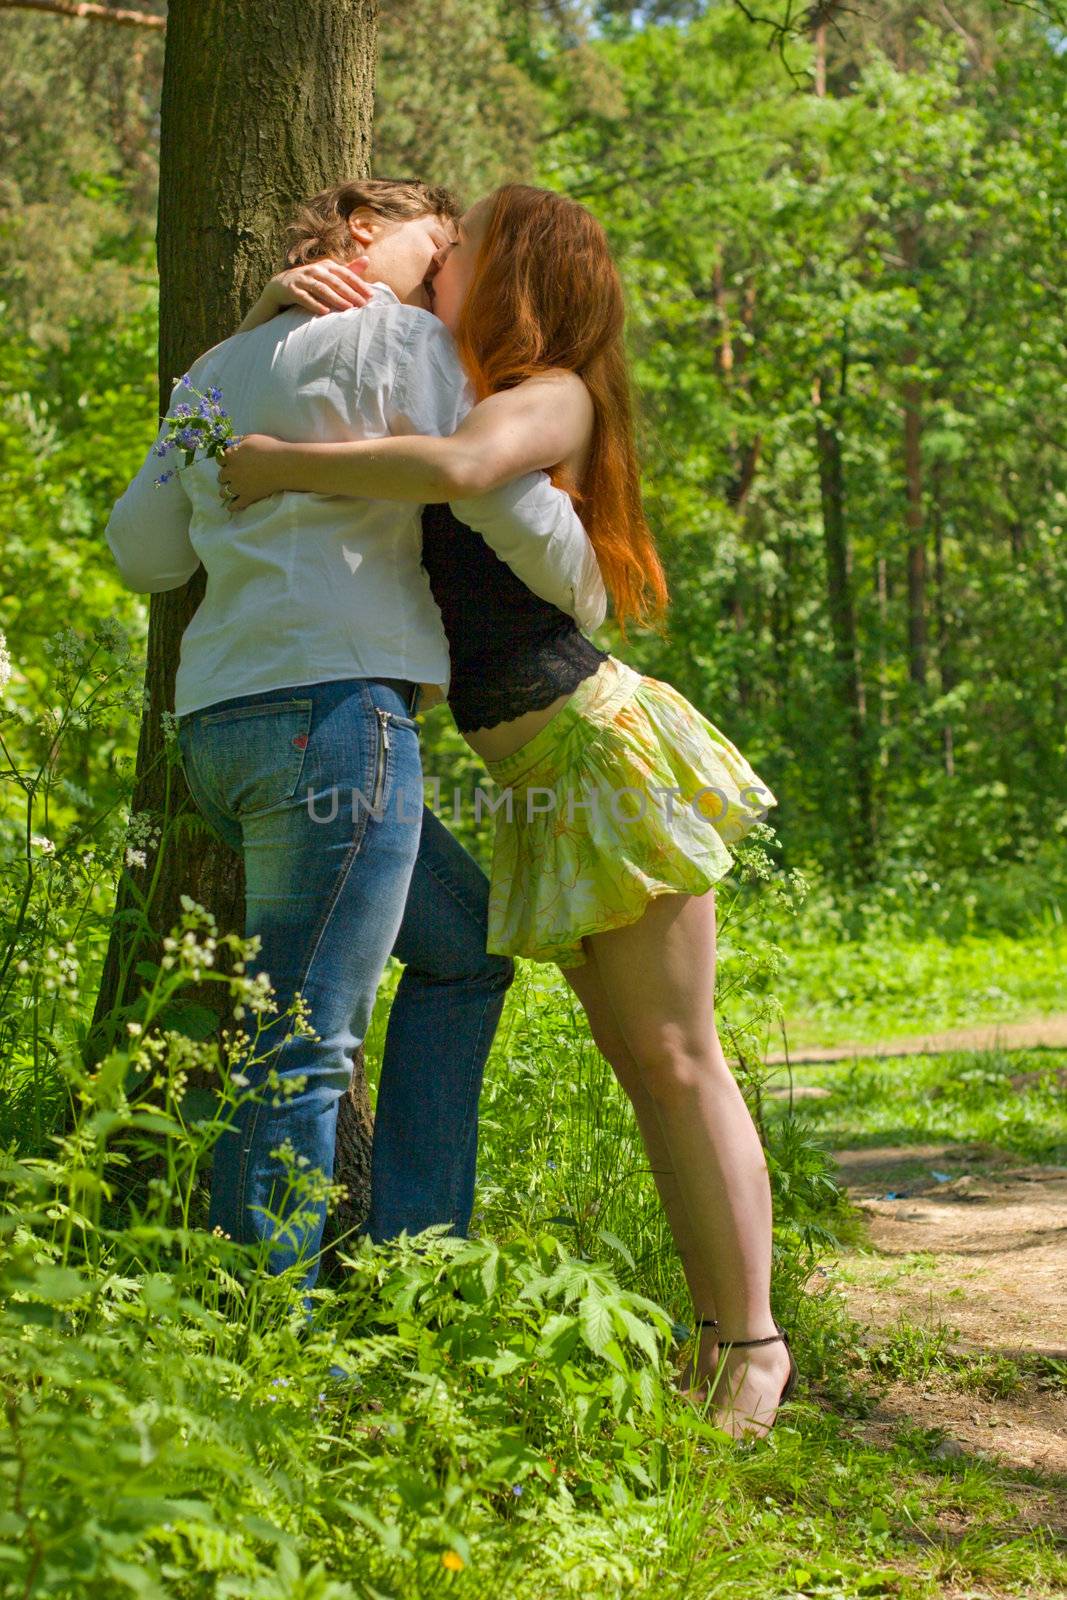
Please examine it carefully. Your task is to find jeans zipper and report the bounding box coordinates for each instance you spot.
[372,707,390,814]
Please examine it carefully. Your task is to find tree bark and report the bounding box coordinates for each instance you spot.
[810,23,875,883]
[86,0,380,1239]
[813,360,876,884]
[900,225,927,690]
[876,553,890,776]
[931,466,956,777]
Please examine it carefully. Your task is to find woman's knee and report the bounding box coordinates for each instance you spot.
[629,1034,727,1107]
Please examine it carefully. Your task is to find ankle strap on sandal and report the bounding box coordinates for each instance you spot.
[719,1325,790,1349]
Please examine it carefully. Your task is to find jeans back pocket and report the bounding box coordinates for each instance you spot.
[191,698,314,818]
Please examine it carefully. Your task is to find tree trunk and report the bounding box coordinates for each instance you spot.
[810,16,875,883]
[932,466,956,777]
[900,225,927,690]
[813,362,876,885]
[903,374,927,688]
[876,553,890,776]
[768,520,795,710]
[86,0,380,1240]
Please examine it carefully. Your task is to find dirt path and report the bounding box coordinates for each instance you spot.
[827,1140,1067,1485]
[764,1011,1067,1066]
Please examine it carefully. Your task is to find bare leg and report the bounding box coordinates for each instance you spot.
[579,888,791,1436]
[561,943,721,1388]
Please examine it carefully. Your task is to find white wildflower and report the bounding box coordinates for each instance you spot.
[45,625,85,668]
[126,811,162,851]
[94,616,129,656]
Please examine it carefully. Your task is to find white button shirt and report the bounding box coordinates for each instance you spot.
[105,284,608,718]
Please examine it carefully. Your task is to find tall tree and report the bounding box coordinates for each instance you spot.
[374,0,541,195]
[810,18,876,882]
[86,0,381,1231]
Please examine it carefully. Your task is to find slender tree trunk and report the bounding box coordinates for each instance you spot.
[900,224,927,689]
[86,0,380,1239]
[931,466,955,777]
[903,379,926,686]
[716,261,762,513]
[852,530,866,726]
[876,554,891,774]
[809,25,876,876]
[770,517,795,706]
[813,359,876,884]
[713,252,761,709]
[810,20,875,882]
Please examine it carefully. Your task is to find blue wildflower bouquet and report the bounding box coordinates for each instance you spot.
[154,374,240,487]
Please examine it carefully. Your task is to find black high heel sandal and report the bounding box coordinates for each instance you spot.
[718,1320,798,1412]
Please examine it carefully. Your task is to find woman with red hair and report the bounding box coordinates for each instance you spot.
[220,183,795,1437]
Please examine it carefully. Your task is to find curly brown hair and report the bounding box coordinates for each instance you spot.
[285,177,462,266]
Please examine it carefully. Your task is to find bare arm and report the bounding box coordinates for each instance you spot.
[219,371,595,508]
[214,310,609,631]
[232,256,376,335]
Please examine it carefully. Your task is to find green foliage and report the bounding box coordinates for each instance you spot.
[539,2,1067,888]
[0,924,705,1596]
[791,1044,1067,1166]
[0,13,161,339]
[2,5,1065,1595]
[373,1,543,197]
[4,906,1063,1597]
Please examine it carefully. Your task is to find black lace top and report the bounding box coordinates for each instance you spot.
[420,502,609,733]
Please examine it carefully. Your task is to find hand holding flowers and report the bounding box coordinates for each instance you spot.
[154,375,240,490]
[215,435,294,513]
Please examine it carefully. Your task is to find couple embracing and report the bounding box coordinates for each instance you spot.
[107,177,794,1436]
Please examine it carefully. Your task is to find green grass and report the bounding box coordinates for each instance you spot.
[736,921,1067,1051]
[777,1045,1067,1166]
[4,905,1065,1598]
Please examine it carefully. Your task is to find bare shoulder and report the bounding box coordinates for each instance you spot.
[519,368,593,415]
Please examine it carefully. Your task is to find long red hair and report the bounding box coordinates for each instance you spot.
[455,184,669,636]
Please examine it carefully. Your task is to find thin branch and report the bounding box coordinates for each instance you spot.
[998,0,1067,23]
[0,0,165,29]
[935,0,986,63]
[567,135,778,201]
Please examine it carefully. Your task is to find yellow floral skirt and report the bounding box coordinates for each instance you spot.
[481,654,777,968]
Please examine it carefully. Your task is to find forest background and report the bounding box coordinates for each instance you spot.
[3,0,1064,933]
[0,3,1065,1596]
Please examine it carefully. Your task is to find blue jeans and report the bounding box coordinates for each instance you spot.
[176,676,514,1298]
